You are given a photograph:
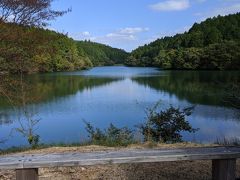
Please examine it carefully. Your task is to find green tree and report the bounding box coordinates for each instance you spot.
[139,104,198,143]
[84,121,134,146]
[127,13,240,70]
[204,27,222,45]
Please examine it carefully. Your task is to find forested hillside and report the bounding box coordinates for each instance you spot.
[0,21,92,74]
[1,13,239,74]
[0,22,128,74]
[127,13,240,70]
[76,41,128,66]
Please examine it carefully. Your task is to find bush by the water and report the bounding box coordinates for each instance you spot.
[84,122,134,146]
[84,104,198,145]
[139,105,198,143]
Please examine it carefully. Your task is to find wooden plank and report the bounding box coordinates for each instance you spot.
[16,168,38,180]
[212,159,236,180]
[0,146,240,170]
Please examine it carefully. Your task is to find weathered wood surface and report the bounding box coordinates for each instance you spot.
[212,159,236,180]
[0,146,240,170]
[16,169,38,180]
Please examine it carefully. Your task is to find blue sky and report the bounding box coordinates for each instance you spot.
[50,0,240,52]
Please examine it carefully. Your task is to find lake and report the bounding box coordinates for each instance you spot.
[0,66,240,149]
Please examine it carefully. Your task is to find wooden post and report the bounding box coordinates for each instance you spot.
[16,169,38,180]
[212,159,236,180]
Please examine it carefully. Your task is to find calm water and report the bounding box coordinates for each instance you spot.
[0,66,240,149]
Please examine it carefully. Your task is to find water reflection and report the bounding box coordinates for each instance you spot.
[0,67,239,148]
[133,71,240,107]
[0,112,12,125]
[0,74,122,148]
[0,75,121,109]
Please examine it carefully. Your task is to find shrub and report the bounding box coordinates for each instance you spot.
[27,134,40,148]
[139,104,198,143]
[84,121,134,147]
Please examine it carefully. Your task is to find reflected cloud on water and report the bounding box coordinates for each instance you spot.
[0,67,240,148]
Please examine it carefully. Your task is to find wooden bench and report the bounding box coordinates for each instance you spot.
[0,146,240,180]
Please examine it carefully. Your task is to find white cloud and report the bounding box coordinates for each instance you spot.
[195,2,240,20]
[90,27,149,43]
[145,25,191,45]
[195,0,206,3]
[212,3,240,16]
[69,31,91,40]
[150,0,190,11]
[45,27,57,31]
[118,27,150,34]
[103,33,136,41]
[97,27,149,42]
[82,31,91,36]
[69,27,150,51]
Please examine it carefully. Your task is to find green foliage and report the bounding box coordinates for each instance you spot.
[128,13,240,70]
[0,74,41,149]
[201,41,240,70]
[0,22,93,74]
[76,41,129,66]
[223,80,240,119]
[27,134,40,148]
[15,115,40,149]
[0,22,128,74]
[0,75,120,109]
[84,121,134,146]
[139,104,198,143]
[133,71,240,107]
[15,108,41,149]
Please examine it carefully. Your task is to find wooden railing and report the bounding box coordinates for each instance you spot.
[0,146,240,180]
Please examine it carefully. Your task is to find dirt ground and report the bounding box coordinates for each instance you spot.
[0,143,239,180]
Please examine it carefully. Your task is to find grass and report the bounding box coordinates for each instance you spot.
[2,136,240,155]
[0,139,141,155]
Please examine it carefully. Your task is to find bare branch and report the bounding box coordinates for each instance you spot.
[0,0,70,27]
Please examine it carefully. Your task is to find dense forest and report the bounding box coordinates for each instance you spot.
[0,21,92,74]
[76,41,128,66]
[126,13,240,70]
[0,22,128,74]
[1,13,240,74]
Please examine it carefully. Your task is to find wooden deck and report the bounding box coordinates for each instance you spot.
[0,146,240,180]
